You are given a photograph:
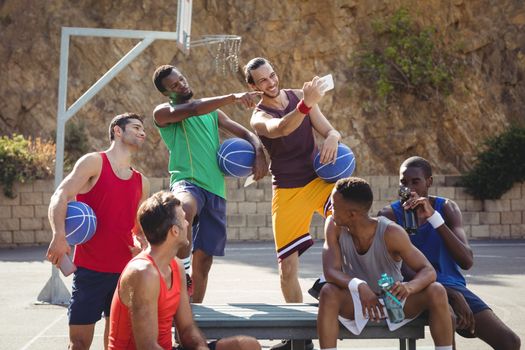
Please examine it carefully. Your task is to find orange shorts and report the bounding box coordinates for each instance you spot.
[272,177,333,261]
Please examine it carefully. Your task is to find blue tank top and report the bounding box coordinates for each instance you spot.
[391,197,466,287]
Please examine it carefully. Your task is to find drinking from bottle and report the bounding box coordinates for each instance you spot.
[398,186,418,234]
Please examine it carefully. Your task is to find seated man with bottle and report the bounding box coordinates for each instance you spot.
[317,177,453,350]
[379,156,521,350]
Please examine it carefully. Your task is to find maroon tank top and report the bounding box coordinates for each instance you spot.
[74,152,143,273]
[256,89,317,188]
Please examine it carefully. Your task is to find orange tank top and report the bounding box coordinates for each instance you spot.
[108,254,181,350]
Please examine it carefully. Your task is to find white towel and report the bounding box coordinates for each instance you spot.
[338,281,417,335]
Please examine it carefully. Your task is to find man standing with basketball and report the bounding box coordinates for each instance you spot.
[152,64,267,303]
[244,57,341,350]
[379,156,520,350]
[46,113,150,350]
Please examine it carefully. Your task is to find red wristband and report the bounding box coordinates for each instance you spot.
[297,99,311,115]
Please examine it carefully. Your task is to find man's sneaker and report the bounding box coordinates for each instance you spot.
[308,278,326,300]
[270,339,314,350]
[185,273,193,297]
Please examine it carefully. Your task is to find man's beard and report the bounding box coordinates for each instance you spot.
[170,90,194,104]
[263,88,279,99]
[263,91,280,98]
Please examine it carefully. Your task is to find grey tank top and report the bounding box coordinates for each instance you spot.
[339,216,403,294]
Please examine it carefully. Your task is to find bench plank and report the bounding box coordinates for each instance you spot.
[190,303,426,349]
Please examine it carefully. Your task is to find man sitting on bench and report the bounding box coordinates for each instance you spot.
[108,191,260,350]
[317,177,453,350]
[379,156,521,350]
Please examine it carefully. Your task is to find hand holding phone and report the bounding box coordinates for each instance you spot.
[59,254,77,276]
[319,74,334,93]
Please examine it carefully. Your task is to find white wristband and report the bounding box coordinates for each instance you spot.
[427,211,445,228]
[348,278,366,293]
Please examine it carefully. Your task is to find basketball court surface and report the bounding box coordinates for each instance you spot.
[1,240,523,350]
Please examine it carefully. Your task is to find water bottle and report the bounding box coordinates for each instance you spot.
[377,273,405,323]
[398,186,418,234]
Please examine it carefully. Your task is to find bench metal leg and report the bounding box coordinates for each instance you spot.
[399,338,416,350]
[290,339,306,350]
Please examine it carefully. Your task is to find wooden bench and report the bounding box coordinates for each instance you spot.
[191,303,427,350]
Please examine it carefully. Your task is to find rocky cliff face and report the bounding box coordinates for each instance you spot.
[1,0,524,177]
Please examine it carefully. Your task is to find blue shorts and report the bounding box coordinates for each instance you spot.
[446,284,490,314]
[171,180,227,256]
[446,284,491,338]
[68,267,120,325]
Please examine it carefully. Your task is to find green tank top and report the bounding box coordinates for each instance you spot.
[157,110,226,199]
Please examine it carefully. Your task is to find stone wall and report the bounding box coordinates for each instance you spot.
[0,177,523,247]
[0,180,55,246]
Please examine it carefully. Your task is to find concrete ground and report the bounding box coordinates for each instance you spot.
[0,240,523,350]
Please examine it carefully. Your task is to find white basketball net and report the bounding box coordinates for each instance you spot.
[191,35,242,75]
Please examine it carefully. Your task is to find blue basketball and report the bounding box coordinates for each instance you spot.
[217,138,255,177]
[65,201,97,245]
[313,143,356,183]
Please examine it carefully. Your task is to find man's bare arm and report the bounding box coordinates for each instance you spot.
[154,92,261,127]
[322,216,350,288]
[405,195,473,270]
[173,260,209,350]
[130,175,151,255]
[250,108,308,139]
[378,206,419,280]
[309,104,341,164]
[438,199,473,269]
[46,153,102,265]
[250,77,325,138]
[385,223,436,299]
[377,205,396,221]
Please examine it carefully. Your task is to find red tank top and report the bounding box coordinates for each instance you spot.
[74,152,143,273]
[108,255,181,350]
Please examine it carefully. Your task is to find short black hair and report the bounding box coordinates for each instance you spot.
[401,156,433,178]
[335,177,373,210]
[108,113,144,142]
[138,191,182,245]
[152,65,176,93]
[244,57,271,84]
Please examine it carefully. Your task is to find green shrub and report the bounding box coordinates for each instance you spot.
[64,120,90,170]
[461,126,525,199]
[354,9,455,100]
[0,134,55,198]
[51,120,90,171]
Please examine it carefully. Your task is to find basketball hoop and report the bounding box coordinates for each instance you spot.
[191,35,242,75]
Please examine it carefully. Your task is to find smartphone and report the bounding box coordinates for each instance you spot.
[59,254,77,277]
[319,74,334,93]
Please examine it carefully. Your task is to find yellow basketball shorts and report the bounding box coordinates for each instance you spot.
[272,177,334,261]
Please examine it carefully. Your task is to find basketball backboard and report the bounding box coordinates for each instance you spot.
[176,0,193,54]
